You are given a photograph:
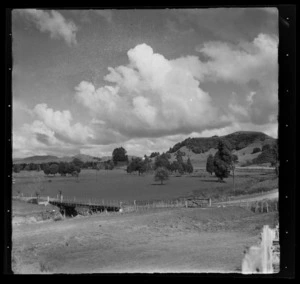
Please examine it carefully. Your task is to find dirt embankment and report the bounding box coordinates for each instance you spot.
[12,200,62,225]
[12,206,278,274]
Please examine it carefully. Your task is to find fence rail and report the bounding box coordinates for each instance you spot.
[13,194,211,213]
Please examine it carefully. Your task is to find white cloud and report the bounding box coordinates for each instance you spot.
[198,121,278,139]
[76,43,226,139]
[16,9,78,46]
[196,33,278,84]
[80,134,190,158]
[12,103,95,158]
[196,33,278,125]
[13,122,66,159]
[13,34,278,158]
[32,103,94,143]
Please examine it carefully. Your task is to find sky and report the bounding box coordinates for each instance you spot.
[12,7,279,159]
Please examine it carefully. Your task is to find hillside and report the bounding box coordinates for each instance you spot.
[168,131,275,154]
[13,131,277,167]
[167,131,277,168]
[13,154,101,165]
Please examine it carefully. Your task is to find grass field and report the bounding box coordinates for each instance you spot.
[11,167,279,274]
[12,168,278,203]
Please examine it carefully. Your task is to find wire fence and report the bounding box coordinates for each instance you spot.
[12,193,211,213]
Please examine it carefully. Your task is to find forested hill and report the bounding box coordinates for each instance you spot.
[167,131,276,154]
[13,154,101,165]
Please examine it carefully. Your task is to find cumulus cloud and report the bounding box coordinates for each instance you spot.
[13,103,95,158]
[80,134,190,158]
[13,35,278,158]
[75,43,228,139]
[16,9,78,46]
[196,33,278,125]
[196,33,278,84]
[13,121,68,159]
[32,104,94,143]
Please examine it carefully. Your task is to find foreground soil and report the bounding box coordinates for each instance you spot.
[12,205,278,274]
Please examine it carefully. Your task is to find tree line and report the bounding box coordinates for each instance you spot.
[206,140,279,182]
[13,158,102,173]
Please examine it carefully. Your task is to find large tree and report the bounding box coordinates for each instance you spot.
[154,167,169,185]
[58,162,68,176]
[13,164,21,173]
[72,158,84,168]
[104,160,114,170]
[186,157,194,174]
[177,162,184,176]
[43,164,50,176]
[206,154,214,175]
[154,153,171,170]
[150,152,160,158]
[170,161,179,174]
[126,157,149,175]
[175,150,185,164]
[213,140,232,182]
[112,147,128,165]
[49,163,59,176]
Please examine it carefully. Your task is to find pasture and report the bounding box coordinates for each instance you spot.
[12,168,278,203]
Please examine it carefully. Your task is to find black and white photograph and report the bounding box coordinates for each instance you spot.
[7,7,293,275]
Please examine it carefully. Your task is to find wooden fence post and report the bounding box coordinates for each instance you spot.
[134,200,136,211]
[60,195,63,203]
[185,200,188,208]
[208,198,211,207]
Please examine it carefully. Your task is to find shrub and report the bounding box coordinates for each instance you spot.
[252,148,277,165]
[262,144,271,151]
[13,164,21,173]
[252,147,261,154]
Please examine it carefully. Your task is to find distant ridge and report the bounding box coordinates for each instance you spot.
[13,131,277,166]
[167,131,276,154]
[13,154,102,164]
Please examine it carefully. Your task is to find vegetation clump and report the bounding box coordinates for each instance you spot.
[252,147,261,154]
[112,147,128,165]
[154,167,169,185]
[213,140,233,182]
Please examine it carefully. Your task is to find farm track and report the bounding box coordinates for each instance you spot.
[12,206,278,274]
[214,189,278,206]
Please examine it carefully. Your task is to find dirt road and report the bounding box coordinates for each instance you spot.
[12,206,278,274]
[215,189,278,205]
